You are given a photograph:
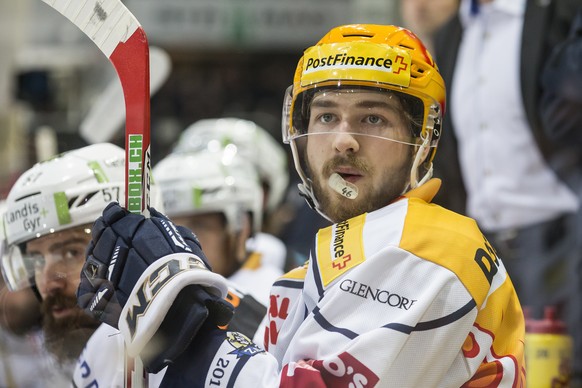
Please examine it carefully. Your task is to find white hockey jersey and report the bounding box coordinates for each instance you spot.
[188,179,525,387]
[72,236,283,388]
[73,323,165,387]
[232,232,286,307]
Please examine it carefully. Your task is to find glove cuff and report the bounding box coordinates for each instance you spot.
[118,252,229,357]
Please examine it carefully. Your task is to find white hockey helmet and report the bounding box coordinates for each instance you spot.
[153,149,263,234]
[1,143,162,291]
[172,118,289,214]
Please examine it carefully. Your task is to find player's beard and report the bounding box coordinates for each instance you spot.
[308,152,413,223]
[41,292,100,365]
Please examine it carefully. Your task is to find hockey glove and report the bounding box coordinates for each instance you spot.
[77,202,234,372]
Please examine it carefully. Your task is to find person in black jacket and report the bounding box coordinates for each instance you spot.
[433,0,582,385]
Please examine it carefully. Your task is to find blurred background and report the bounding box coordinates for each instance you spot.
[0,0,403,196]
[3,2,582,387]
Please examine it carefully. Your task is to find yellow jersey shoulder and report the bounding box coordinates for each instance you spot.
[279,260,309,281]
[400,198,501,308]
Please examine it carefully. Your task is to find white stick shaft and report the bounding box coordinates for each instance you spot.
[41,0,139,58]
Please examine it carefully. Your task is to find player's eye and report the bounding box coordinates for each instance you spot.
[30,254,46,272]
[365,115,382,125]
[319,113,335,123]
[61,245,85,264]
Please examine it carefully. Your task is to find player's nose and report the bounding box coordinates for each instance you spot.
[332,122,360,154]
[37,257,68,295]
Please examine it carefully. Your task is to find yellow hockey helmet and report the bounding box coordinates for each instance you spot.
[282,24,446,215]
[284,23,445,155]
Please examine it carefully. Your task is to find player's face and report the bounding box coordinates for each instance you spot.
[27,226,90,311]
[305,90,414,222]
[26,225,99,362]
[173,212,243,278]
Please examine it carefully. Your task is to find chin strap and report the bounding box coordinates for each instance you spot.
[409,134,432,189]
[297,181,333,223]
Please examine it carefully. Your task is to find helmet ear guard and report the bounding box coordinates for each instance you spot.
[281,85,295,144]
[1,243,37,292]
[410,131,433,189]
[410,102,442,189]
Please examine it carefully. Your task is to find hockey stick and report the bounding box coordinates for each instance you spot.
[39,1,150,386]
[80,46,171,144]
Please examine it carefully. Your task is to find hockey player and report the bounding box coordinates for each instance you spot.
[172,118,292,271]
[173,118,289,221]
[0,143,190,387]
[153,148,280,317]
[73,147,275,386]
[79,24,525,386]
[0,201,65,387]
[0,144,129,382]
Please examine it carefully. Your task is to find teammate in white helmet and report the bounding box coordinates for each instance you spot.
[173,118,288,216]
[0,143,134,384]
[79,24,525,386]
[0,143,196,387]
[71,146,273,387]
[153,147,283,308]
[0,200,64,387]
[173,118,292,271]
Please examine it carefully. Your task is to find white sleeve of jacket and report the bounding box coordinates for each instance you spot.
[73,324,166,387]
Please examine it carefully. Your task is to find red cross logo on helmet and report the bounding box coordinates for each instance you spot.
[393,55,408,74]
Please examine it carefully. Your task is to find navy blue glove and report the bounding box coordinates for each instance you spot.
[77,202,234,372]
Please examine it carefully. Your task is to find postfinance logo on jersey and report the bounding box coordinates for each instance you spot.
[301,42,412,88]
[317,214,366,286]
